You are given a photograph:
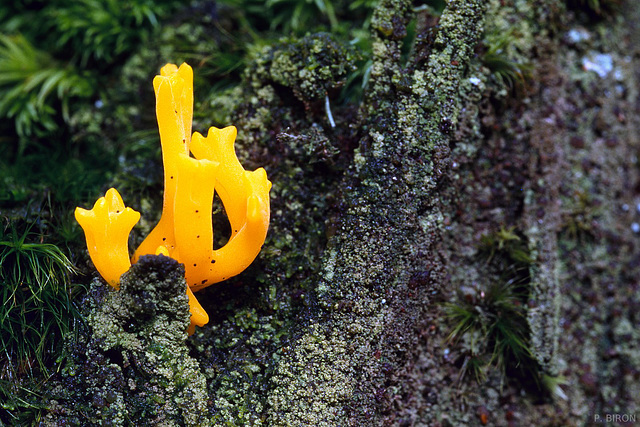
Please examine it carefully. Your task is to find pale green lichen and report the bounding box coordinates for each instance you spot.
[264,0,487,423]
[43,256,209,426]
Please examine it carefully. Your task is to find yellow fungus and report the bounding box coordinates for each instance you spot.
[74,188,140,289]
[75,62,271,334]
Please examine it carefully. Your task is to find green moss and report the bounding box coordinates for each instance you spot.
[234,32,356,147]
[43,255,209,425]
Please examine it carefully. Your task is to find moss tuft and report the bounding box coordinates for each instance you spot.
[42,255,210,426]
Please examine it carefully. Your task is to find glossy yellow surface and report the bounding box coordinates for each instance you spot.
[131,63,194,264]
[188,127,272,291]
[75,63,271,335]
[74,188,140,288]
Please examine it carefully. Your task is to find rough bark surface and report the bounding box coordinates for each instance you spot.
[265,1,486,425]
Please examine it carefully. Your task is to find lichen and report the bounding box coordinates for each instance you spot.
[43,255,209,425]
[262,0,487,424]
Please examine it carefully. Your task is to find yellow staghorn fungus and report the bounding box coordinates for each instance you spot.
[74,188,140,289]
[75,62,271,334]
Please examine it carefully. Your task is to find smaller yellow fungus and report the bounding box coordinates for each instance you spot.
[74,188,140,288]
[75,62,271,335]
[186,286,209,335]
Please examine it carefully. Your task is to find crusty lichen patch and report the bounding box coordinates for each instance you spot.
[263,0,487,424]
[43,256,209,426]
[268,325,355,426]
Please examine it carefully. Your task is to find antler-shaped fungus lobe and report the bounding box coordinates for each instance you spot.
[188,127,272,291]
[132,63,193,262]
[75,63,271,335]
[74,188,140,289]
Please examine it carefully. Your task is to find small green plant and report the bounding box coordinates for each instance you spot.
[481,32,532,89]
[444,277,535,384]
[479,226,532,266]
[443,225,552,391]
[0,218,81,378]
[0,34,93,142]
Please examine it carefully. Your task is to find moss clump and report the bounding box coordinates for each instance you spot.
[249,32,356,103]
[42,255,209,426]
[234,32,357,148]
[443,224,550,393]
